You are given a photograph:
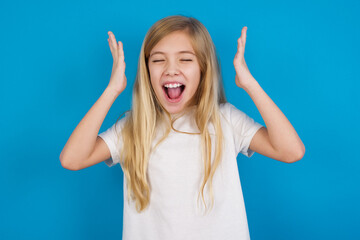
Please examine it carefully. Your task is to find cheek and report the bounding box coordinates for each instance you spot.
[149,67,161,83]
[187,67,201,87]
[148,70,158,88]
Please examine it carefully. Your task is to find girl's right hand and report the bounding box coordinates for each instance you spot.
[107,31,127,95]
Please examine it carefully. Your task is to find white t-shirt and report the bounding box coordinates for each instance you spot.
[98,102,264,240]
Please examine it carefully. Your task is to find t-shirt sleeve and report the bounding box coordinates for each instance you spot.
[227,103,264,158]
[97,114,127,167]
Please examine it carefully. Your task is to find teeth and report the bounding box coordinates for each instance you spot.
[164,83,183,88]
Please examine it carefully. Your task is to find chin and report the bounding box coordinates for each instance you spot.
[165,105,186,114]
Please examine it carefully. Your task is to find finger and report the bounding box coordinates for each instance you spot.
[107,38,115,56]
[118,41,125,60]
[237,26,247,56]
[237,37,244,56]
[242,26,247,46]
[108,31,118,51]
[107,32,115,55]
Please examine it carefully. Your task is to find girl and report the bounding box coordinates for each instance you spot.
[60,15,305,240]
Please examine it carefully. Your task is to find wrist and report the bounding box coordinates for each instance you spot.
[242,78,260,93]
[105,86,121,98]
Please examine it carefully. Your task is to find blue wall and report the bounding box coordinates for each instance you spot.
[1,0,359,239]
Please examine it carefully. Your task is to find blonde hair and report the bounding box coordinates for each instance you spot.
[116,15,227,214]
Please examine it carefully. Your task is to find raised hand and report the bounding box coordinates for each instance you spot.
[233,26,257,89]
[107,31,127,94]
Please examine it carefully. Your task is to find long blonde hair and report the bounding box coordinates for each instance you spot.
[116,15,227,214]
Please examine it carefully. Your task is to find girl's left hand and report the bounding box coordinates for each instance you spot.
[233,26,257,89]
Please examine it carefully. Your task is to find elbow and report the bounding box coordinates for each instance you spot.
[286,144,305,163]
[59,153,79,171]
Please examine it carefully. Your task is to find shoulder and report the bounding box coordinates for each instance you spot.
[219,102,246,120]
[220,101,245,112]
[219,102,232,116]
[219,102,260,131]
[112,110,131,133]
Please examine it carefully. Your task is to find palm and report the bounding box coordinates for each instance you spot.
[107,31,127,94]
[233,26,255,89]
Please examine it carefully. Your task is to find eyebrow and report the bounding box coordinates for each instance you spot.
[149,51,195,57]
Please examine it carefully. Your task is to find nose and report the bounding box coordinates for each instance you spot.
[164,59,180,76]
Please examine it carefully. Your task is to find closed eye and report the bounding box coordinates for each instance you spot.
[152,59,192,62]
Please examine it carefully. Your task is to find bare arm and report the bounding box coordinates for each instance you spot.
[233,26,305,163]
[60,31,127,170]
[245,81,305,163]
[60,87,120,170]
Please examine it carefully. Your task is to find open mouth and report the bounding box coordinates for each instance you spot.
[162,83,185,102]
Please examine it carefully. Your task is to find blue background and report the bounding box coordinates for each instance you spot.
[1,0,359,239]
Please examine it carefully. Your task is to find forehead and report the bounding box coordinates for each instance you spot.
[150,31,195,56]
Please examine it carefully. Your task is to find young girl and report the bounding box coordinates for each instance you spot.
[60,15,305,240]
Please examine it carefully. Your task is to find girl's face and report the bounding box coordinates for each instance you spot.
[148,30,201,115]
